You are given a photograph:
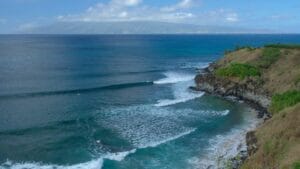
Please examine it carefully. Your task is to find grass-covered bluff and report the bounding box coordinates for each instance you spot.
[198,44,300,169]
[215,46,281,80]
[216,63,260,80]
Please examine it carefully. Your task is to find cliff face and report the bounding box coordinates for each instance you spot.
[194,45,300,169]
[195,67,270,115]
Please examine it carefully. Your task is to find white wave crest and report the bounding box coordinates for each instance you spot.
[154,72,194,84]
[211,110,230,116]
[0,150,136,169]
[103,149,136,161]
[155,92,204,107]
[180,62,210,69]
[154,71,204,107]
[1,128,196,169]
[188,109,260,169]
[1,158,103,169]
[101,128,196,163]
[139,128,196,149]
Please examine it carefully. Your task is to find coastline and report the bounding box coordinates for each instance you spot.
[191,63,270,169]
[192,64,271,119]
[191,44,300,169]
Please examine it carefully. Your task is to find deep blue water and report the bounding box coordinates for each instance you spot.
[0,34,300,169]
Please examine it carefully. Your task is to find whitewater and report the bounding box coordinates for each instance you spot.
[2,35,290,169]
[0,69,259,169]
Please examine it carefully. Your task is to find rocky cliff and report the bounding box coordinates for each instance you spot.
[194,64,270,118]
[193,45,300,169]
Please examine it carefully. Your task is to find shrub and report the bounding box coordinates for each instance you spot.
[263,140,273,155]
[293,161,300,169]
[255,47,281,68]
[216,63,261,80]
[224,45,256,55]
[270,90,300,113]
[265,44,300,49]
[235,45,256,51]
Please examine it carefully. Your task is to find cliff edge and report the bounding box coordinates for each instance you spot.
[194,44,300,169]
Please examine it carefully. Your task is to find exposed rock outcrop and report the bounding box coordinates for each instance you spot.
[245,131,258,156]
[194,46,300,169]
[193,66,271,118]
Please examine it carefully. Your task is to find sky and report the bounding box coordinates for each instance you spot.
[0,0,300,33]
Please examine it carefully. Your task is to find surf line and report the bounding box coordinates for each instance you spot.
[0,81,154,100]
[1,128,197,169]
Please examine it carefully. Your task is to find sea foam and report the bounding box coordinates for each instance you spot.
[138,127,196,149]
[154,71,204,107]
[154,72,195,84]
[180,62,210,69]
[1,128,196,169]
[188,109,260,169]
[1,158,103,169]
[155,92,204,107]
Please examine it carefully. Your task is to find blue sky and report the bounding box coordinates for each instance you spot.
[0,0,300,33]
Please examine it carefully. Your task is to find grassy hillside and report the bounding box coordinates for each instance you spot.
[216,45,300,94]
[241,103,300,169]
[213,44,300,169]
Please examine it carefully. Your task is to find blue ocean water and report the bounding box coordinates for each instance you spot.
[0,34,300,169]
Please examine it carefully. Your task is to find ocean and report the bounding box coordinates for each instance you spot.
[1,34,300,169]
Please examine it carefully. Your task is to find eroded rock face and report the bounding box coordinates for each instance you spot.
[193,64,271,169]
[194,66,271,118]
[228,150,248,169]
[246,131,258,156]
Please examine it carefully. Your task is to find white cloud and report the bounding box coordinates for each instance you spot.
[161,0,194,12]
[56,0,239,25]
[225,13,239,22]
[202,9,239,24]
[121,0,142,6]
[58,0,195,23]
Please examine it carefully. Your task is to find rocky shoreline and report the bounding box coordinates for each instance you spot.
[192,64,271,119]
[191,63,272,169]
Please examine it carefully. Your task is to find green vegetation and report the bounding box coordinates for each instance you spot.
[216,63,260,79]
[270,90,300,113]
[255,47,281,68]
[217,45,300,169]
[224,45,256,55]
[265,44,300,49]
[234,45,257,51]
[263,140,274,155]
[242,103,300,169]
[293,161,300,169]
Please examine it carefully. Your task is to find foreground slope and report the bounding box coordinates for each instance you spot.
[194,44,300,169]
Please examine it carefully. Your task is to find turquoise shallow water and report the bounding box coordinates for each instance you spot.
[0,35,300,169]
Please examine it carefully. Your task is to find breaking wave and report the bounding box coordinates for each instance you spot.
[154,72,195,84]
[0,81,154,100]
[155,92,204,107]
[188,109,260,169]
[1,128,196,169]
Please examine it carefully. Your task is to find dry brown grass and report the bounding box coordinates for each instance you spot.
[241,103,300,169]
[214,47,300,169]
[218,48,262,66]
[262,49,300,94]
[216,48,300,95]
